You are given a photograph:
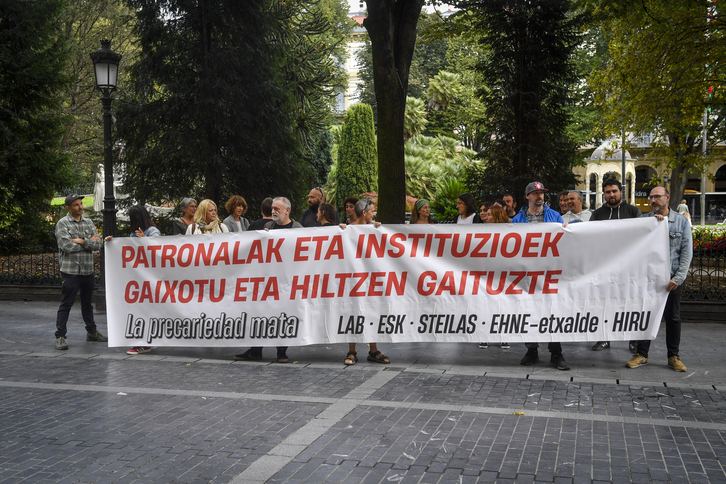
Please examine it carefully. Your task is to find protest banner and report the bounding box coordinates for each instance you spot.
[105,218,670,347]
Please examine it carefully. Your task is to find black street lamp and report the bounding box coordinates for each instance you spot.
[90,40,122,309]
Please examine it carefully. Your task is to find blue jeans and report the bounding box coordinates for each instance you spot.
[55,273,97,338]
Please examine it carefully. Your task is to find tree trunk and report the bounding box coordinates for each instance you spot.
[364,0,424,224]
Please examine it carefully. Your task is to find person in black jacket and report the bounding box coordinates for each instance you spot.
[590,178,641,352]
[299,187,340,227]
[591,179,641,220]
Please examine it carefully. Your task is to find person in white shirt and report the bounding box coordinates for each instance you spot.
[562,191,591,224]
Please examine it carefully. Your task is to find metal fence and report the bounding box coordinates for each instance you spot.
[686,228,726,301]
[2,226,725,302]
[55,184,95,197]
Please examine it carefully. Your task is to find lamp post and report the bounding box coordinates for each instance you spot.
[90,40,122,309]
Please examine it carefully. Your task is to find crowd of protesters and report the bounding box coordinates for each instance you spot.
[54,179,691,372]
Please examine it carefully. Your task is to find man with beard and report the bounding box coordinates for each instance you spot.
[299,187,339,227]
[502,193,518,219]
[53,194,108,350]
[627,187,692,372]
[234,197,301,363]
[591,179,641,221]
[512,182,569,370]
[590,179,642,352]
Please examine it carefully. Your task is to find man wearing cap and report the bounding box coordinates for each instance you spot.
[512,181,564,224]
[53,194,107,350]
[512,181,570,370]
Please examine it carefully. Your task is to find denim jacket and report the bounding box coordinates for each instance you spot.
[640,210,692,286]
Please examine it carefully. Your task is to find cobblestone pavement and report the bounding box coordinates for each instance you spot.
[1,301,725,483]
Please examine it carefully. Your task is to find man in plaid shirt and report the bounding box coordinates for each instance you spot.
[54,194,107,350]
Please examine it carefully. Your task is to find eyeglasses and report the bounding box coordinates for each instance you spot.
[648,194,666,200]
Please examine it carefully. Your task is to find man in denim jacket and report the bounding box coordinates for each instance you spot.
[627,187,692,371]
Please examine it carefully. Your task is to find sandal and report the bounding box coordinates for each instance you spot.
[367,350,390,364]
[344,351,358,365]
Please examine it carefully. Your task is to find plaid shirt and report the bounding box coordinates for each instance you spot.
[55,213,102,275]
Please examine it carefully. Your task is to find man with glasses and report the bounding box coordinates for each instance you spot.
[590,179,642,352]
[234,197,301,363]
[627,187,692,371]
[299,186,339,227]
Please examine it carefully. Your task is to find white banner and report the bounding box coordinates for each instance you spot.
[105,219,670,347]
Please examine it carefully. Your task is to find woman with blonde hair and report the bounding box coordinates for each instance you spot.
[186,199,229,234]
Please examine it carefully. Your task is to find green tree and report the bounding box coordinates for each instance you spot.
[336,103,378,208]
[356,12,449,124]
[407,13,450,101]
[422,69,466,139]
[306,128,335,189]
[589,0,726,207]
[455,0,585,199]
[404,96,428,141]
[355,37,377,118]
[60,0,137,185]
[116,0,346,212]
[0,0,72,238]
[404,134,476,199]
[566,24,608,148]
[426,71,462,112]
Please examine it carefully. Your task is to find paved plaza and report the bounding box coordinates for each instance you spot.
[1,301,725,483]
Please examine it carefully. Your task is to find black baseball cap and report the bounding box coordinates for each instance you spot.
[64,194,84,206]
[525,181,548,195]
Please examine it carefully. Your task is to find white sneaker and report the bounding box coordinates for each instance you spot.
[127,346,154,355]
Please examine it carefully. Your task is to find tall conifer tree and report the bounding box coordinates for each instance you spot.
[457,0,584,200]
[116,0,344,210]
[0,0,71,237]
[336,104,377,208]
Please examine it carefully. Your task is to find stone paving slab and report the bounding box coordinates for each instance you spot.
[267,406,726,484]
[0,387,326,484]
[0,354,379,400]
[1,301,726,483]
[366,372,726,424]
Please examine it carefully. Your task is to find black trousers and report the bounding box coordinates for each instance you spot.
[248,346,288,357]
[636,284,682,359]
[525,342,562,354]
[55,272,97,338]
